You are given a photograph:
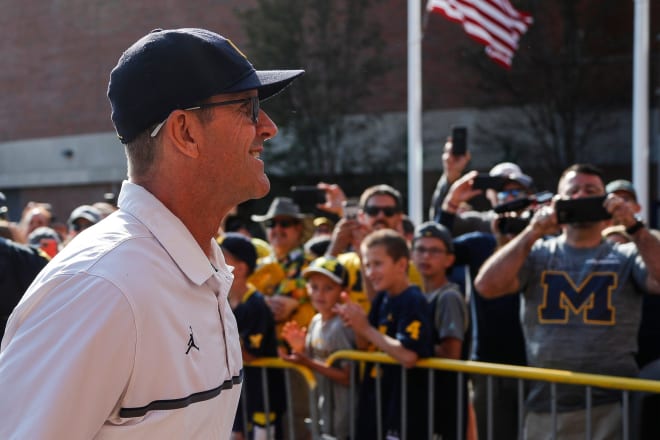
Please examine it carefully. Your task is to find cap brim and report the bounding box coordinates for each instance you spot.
[302,267,343,285]
[251,212,307,223]
[225,69,305,101]
[70,214,97,224]
[507,174,533,188]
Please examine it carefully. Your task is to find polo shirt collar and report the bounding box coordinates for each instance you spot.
[117,180,222,286]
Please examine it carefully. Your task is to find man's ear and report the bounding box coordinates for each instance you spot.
[445,253,456,269]
[164,110,201,159]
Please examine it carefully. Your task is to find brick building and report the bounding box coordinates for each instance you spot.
[1,1,658,224]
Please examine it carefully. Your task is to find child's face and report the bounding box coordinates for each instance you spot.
[362,244,407,293]
[222,251,247,278]
[306,273,343,315]
[411,236,454,279]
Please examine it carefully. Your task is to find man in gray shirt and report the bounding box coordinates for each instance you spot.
[475,163,660,439]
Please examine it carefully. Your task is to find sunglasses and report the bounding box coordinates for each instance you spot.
[150,96,260,138]
[265,218,299,228]
[496,189,525,201]
[363,206,400,217]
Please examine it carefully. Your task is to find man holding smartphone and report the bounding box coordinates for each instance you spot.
[432,160,534,237]
[475,163,660,439]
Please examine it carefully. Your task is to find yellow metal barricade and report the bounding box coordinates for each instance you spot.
[325,350,660,440]
[242,358,317,440]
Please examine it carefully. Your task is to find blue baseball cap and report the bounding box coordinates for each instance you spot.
[219,232,258,272]
[413,221,454,253]
[108,28,304,144]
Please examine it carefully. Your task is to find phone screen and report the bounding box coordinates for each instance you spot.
[555,195,611,224]
[290,186,325,206]
[451,126,467,156]
[343,202,359,219]
[472,174,507,191]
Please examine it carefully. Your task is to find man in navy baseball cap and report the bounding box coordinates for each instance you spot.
[0,28,304,439]
[108,27,304,144]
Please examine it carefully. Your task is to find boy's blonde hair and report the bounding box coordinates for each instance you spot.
[361,229,409,262]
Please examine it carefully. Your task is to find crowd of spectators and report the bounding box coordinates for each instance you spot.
[2,148,660,439]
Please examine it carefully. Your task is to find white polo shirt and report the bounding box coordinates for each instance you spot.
[0,181,243,439]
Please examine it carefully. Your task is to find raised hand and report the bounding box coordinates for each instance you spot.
[281,320,306,353]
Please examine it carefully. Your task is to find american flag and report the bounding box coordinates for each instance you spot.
[427,0,533,69]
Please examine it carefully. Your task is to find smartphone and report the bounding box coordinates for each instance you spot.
[472,173,508,191]
[343,200,360,219]
[555,195,611,224]
[290,186,325,206]
[493,191,554,214]
[451,126,468,156]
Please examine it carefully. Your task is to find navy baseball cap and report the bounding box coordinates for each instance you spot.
[413,221,454,253]
[108,28,305,144]
[219,232,258,273]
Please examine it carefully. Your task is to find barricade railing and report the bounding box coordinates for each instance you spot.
[326,350,660,440]
[241,358,316,440]
[242,353,660,440]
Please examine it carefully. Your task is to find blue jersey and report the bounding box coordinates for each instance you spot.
[232,286,285,430]
[233,287,278,358]
[357,285,433,439]
[368,285,433,357]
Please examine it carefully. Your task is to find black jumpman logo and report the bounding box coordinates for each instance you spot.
[186,326,200,354]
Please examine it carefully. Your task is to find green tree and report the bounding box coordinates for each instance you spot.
[236,0,391,177]
[451,0,631,187]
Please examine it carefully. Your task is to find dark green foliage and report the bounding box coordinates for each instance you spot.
[236,0,391,177]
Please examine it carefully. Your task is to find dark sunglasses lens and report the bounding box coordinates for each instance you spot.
[365,206,397,217]
[266,218,295,228]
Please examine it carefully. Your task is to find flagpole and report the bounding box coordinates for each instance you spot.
[408,0,423,225]
[632,0,649,222]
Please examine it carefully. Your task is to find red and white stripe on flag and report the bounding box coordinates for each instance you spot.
[427,0,533,69]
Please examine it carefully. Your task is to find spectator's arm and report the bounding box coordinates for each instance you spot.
[326,218,357,256]
[429,140,471,220]
[634,228,660,293]
[441,171,482,215]
[435,337,462,360]
[360,326,419,368]
[335,301,418,368]
[282,351,351,386]
[606,194,660,293]
[475,205,554,298]
[429,174,451,221]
